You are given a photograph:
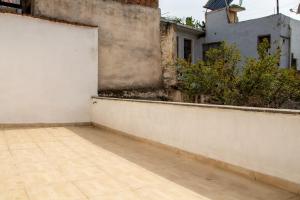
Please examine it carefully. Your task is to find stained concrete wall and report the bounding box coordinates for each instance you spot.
[160,21,177,88]
[160,20,203,101]
[91,97,300,187]
[160,20,203,66]
[33,0,162,90]
[203,10,291,67]
[0,13,98,124]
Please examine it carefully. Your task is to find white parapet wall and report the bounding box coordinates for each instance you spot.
[0,13,98,124]
[91,97,300,192]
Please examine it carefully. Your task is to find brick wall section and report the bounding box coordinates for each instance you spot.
[116,0,158,8]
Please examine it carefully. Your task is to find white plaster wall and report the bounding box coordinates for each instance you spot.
[33,0,162,90]
[91,98,300,185]
[0,13,98,124]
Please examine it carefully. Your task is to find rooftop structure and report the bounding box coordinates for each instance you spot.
[204,0,234,10]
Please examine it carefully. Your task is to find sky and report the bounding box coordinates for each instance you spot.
[160,0,300,22]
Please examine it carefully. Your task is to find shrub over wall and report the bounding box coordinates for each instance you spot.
[177,40,300,108]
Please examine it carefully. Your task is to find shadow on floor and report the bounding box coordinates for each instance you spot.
[67,126,300,200]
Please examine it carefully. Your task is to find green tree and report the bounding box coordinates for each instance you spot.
[185,17,203,29]
[173,17,184,24]
[238,39,300,107]
[177,60,217,103]
[177,39,300,108]
[238,39,280,106]
[169,16,204,30]
[177,42,241,104]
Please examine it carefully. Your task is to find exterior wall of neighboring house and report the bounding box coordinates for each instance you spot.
[32,0,162,91]
[160,11,300,102]
[160,21,177,89]
[176,27,202,64]
[160,19,203,101]
[202,9,292,68]
[290,18,300,70]
[0,13,98,124]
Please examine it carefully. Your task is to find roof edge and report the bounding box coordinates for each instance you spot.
[161,17,205,34]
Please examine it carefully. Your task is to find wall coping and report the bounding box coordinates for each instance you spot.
[92,96,300,115]
[0,11,98,28]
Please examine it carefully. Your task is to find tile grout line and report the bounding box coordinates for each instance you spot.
[71,181,90,200]
[2,128,32,200]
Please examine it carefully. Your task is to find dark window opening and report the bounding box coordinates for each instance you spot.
[291,53,298,70]
[176,36,179,58]
[0,0,32,14]
[258,35,271,49]
[202,42,221,61]
[184,39,192,62]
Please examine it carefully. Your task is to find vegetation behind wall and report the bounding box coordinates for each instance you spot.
[177,40,300,109]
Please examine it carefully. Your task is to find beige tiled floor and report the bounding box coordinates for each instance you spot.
[0,126,299,200]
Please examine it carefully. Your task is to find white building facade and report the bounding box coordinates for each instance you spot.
[201,8,300,70]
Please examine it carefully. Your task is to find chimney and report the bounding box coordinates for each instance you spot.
[203,0,245,24]
[228,5,245,23]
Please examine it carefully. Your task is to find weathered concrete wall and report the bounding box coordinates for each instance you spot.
[33,0,162,90]
[0,13,98,124]
[160,21,204,102]
[160,21,177,88]
[91,97,300,191]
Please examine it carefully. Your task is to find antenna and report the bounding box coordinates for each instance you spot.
[289,3,300,14]
[239,0,243,6]
[224,0,229,8]
[223,0,230,20]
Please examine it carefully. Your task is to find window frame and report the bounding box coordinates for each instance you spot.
[202,42,222,62]
[257,34,271,49]
[183,38,193,62]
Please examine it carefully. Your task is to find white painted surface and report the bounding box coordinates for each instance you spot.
[203,10,300,68]
[91,98,300,185]
[0,13,98,123]
[34,0,162,90]
[291,18,300,70]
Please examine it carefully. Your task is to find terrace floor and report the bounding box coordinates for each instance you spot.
[0,126,299,200]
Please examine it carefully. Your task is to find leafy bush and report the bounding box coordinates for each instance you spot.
[168,16,205,30]
[177,40,300,108]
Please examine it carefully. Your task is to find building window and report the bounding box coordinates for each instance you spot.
[176,36,179,58]
[258,35,271,48]
[291,53,298,70]
[184,39,192,62]
[202,42,222,61]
